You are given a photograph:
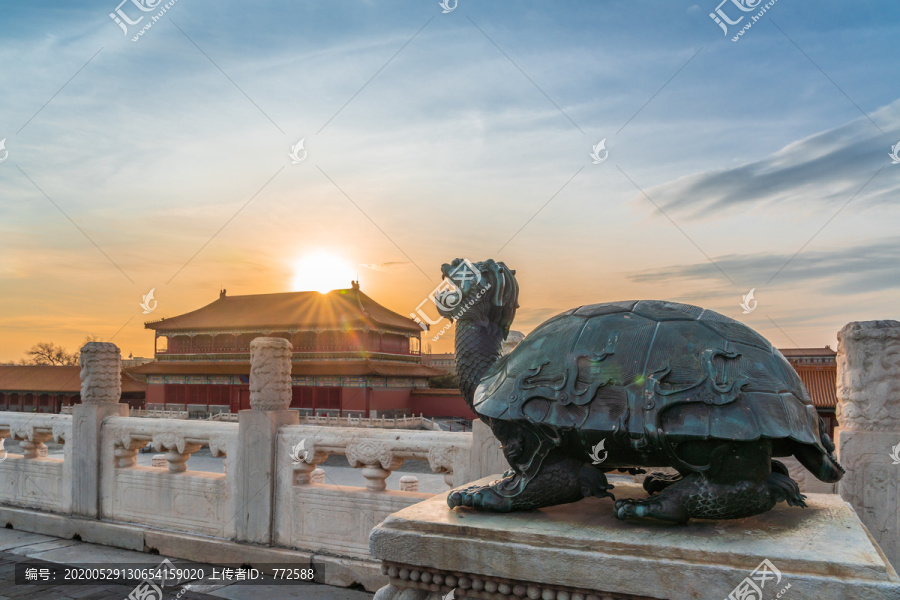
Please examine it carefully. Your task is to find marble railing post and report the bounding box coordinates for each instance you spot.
[233,337,299,544]
[836,320,900,570]
[72,342,127,517]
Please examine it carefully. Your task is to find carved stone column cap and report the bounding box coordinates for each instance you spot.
[838,319,900,341]
[249,336,293,411]
[80,342,122,405]
[836,319,900,432]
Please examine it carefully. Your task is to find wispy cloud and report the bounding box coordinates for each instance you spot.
[642,99,900,218]
[626,237,900,295]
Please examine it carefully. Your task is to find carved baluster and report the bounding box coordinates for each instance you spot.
[21,432,53,459]
[311,468,325,484]
[428,445,460,488]
[152,434,202,473]
[164,442,202,473]
[292,439,329,485]
[114,438,148,468]
[346,440,403,492]
[0,429,10,458]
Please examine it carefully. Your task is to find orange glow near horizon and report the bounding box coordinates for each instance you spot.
[290,251,357,294]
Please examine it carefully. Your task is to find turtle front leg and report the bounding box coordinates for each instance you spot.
[448,455,615,512]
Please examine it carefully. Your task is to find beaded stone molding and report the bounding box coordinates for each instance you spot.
[379,561,656,600]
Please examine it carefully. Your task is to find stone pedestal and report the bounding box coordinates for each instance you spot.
[399,475,419,492]
[71,343,128,518]
[370,478,900,600]
[233,337,299,544]
[836,320,900,571]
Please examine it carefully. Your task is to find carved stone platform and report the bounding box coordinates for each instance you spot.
[369,477,900,600]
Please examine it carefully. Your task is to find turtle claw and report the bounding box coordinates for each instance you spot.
[447,483,513,512]
[579,466,615,501]
[614,498,658,520]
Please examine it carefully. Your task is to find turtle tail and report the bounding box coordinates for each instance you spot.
[792,416,845,483]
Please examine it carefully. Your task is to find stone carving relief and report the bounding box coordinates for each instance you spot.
[836,320,900,432]
[79,342,121,405]
[249,337,293,411]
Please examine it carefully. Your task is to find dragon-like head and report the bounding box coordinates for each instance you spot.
[435,258,519,339]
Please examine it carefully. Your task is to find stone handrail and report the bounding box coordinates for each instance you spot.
[273,425,471,562]
[128,408,190,420]
[207,412,440,430]
[0,340,477,592]
[0,412,71,458]
[103,416,237,472]
[280,425,471,489]
[0,412,72,513]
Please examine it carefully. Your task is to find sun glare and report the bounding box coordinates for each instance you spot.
[290,251,356,294]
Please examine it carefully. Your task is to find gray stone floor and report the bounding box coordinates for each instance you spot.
[0,528,372,600]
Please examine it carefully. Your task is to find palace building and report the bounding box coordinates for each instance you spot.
[780,346,838,438]
[129,283,453,417]
[0,365,145,413]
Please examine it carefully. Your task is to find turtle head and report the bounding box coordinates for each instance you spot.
[435,258,519,339]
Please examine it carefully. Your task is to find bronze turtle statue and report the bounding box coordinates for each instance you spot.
[437,258,844,523]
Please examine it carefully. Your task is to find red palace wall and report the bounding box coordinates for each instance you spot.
[368,389,413,415]
[410,391,475,419]
[144,383,473,419]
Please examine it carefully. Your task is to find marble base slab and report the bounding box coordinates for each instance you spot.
[369,476,900,600]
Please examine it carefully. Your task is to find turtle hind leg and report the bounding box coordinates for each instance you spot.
[447,453,615,512]
[643,471,683,495]
[615,470,807,523]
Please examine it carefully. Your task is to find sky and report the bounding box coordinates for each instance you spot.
[1,0,899,361]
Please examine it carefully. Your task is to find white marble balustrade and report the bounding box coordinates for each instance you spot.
[100,416,238,538]
[0,413,72,513]
[273,426,471,560]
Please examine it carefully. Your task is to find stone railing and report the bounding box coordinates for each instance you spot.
[209,411,438,430]
[61,406,190,419]
[101,416,238,538]
[0,412,72,513]
[275,425,470,561]
[128,408,190,419]
[0,340,473,592]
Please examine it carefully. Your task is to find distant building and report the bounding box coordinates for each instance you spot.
[421,353,457,374]
[122,356,154,368]
[129,284,452,416]
[0,365,145,413]
[780,346,838,438]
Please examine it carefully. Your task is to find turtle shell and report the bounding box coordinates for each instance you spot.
[474,300,826,450]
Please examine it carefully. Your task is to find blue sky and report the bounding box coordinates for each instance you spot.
[1,0,898,359]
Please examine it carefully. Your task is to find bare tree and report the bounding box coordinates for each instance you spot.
[22,342,78,366]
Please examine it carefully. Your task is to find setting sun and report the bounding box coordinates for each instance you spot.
[290,251,357,293]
